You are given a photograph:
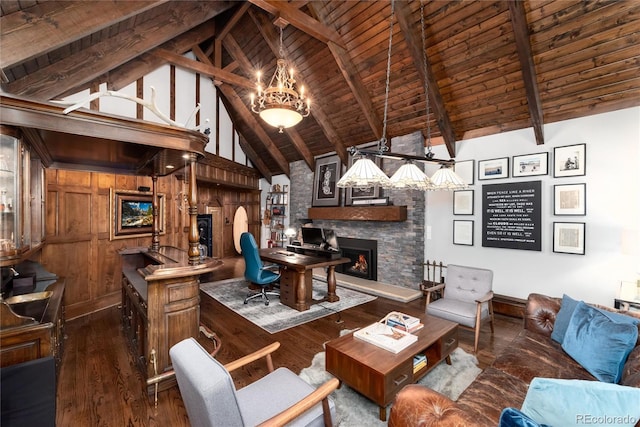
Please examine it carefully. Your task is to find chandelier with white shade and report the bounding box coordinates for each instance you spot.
[250,26,310,133]
[337,0,467,191]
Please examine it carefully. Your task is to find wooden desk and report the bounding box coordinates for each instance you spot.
[259,249,349,311]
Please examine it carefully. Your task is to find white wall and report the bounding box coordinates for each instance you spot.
[424,107,640,306]
[62,53,250,167]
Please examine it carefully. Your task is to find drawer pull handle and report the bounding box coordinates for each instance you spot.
[445,338,456,347]
[393,374,409,386]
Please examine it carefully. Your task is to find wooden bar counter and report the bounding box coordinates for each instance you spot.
[119,246,222,395]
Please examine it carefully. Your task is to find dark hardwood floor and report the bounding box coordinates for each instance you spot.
[56,256,523,426]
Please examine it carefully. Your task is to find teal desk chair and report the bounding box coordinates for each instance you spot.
[240,232,280,305]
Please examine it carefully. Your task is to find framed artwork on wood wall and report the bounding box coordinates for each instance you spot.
[312,154,342,207]
[110,189,165,240]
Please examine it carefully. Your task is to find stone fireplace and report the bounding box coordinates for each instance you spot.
[288,131,426,289]
[336,237,377,281]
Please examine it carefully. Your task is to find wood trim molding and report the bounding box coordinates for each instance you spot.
[308,206,407,222]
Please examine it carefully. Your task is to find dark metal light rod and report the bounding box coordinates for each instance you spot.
[357,149,455,166]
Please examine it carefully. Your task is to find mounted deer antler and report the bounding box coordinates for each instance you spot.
[51,87,206,130]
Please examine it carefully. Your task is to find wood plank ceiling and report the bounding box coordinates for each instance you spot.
[1,1,639,180]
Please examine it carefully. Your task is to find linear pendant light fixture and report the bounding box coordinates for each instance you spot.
[337,0,467,191]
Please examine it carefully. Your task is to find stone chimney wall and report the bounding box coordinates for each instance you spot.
[289,131,425,289]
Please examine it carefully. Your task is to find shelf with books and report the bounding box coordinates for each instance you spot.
[412,353,427,374]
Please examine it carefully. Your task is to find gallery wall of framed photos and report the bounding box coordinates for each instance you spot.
[445,143,588,255]
[423,107,638,305]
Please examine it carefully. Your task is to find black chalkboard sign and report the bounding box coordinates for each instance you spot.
[482,181,542,251]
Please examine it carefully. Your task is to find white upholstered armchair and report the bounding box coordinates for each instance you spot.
[170,338,338,427]
[424,264,495,353]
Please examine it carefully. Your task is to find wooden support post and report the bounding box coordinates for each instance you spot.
[151,175,160,252]
[187,153,200,264]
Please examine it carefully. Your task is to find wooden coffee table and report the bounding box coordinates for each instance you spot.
[325,314,458,421]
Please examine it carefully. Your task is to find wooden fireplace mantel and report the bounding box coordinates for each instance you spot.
[308,206,407,222]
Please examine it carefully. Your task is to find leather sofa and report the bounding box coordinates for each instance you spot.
[388,293,640,426]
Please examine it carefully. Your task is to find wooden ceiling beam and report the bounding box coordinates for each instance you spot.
[306,0,382,142]
[395,1,457,158]
[0,0,167,73]
[152,49,254,89]
[508,0,545,145]
[217,2,251,41]
[237,131,273,183]
[56,19,219,97]
[107,19,218,92]
[5,1,233,100]
[248,0,345,48]
[308,102,349,167]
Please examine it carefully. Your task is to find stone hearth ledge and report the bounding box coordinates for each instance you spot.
[312,268,422,303]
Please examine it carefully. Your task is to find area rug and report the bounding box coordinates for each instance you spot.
[299,345,482,427]
[200,278,377,334]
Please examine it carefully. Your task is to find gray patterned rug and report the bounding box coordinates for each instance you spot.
[299,345,481,426]
[200,277,377,334]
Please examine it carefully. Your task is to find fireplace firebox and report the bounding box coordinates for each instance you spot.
[336,237,377,281]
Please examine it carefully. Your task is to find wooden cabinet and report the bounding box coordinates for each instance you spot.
[0,126,45,267]
[120,246,222,394]
[0,279,65,370]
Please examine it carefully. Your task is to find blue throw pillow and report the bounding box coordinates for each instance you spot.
[521,378,640,427]
[499,407,548,427]
[551,294,639,344]
[551,294,579,343]
[561,302,638,383]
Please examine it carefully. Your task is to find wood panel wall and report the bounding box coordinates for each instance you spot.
[41,157,261,320]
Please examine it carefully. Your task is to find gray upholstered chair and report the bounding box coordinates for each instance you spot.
[424,264,494,353]
[170,338,338,427]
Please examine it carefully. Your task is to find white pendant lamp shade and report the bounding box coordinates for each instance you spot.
[389,162,433,190]
[429,165,468,190]
[337,157,392,189]
[259,107,303,131]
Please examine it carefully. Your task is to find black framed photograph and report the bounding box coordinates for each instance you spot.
[513,152,548,177]
[554,143,586,177]
[453,160,474,185]
[312,154,342,207]
[453,220,474,246]
[110,189,165,240]
[554,183,586,216]
[553,222,585,255]
[453,190,474,215]
[478,157,509,180]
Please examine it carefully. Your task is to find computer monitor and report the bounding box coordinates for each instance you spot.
[301,227,325,247]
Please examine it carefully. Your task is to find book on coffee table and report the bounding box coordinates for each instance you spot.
[383,311,424,333]
[354,321,418,353]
